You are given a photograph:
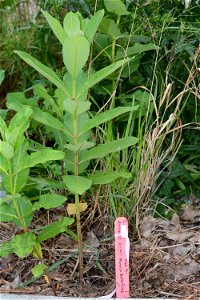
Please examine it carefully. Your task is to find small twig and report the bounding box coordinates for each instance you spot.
[160,291,184,298]
[175,248,196,265]
[140,237,159,275]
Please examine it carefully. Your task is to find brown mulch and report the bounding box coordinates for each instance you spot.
[0,207,200,298]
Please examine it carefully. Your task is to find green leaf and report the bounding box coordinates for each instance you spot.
[63,175,92,195]
[81,137,138,161]
[63,71,88,101]
[14,51,65,92]
[116,43,158,59]
[6,107,32,147]
[33,84,59,113]
[37,217,74,243]
[28,176,66,190]
[0,153,8,175]
[64,111,90,144]
[11,232,36,258]
[0,140,14,159]
[2,169,30,194]
[0,194,20,205]
[99,17,120,38]
[104,0,130,16]
[33,194,67,211]
[41,10,67,44]
[0,69,5,85]
[27,149,64,169]
[65,141,95,152]
[77,58,129,97]
[11,141,29,175]
[63,99,91,116]
[89,171,132,184]
[6,93,35,113]
[64,150,90,174]
[14,169,30,193]
[32,263,47,278]
[0,203,17,222]
[120,56,141,78]
[63,12,80,36]
[80,106,138,135]
[62,36,90,78]
[32,108,66,131]
[85,10,104,44]
[134,90,153,102]
[0,242,14,257]
[13,197,33,227]
[0,116,7,139]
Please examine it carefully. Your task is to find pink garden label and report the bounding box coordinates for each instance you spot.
[115,217,130,298]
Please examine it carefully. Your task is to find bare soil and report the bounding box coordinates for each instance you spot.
[0,206,199,298]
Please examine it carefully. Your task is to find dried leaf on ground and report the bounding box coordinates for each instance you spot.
[181,206,200,223]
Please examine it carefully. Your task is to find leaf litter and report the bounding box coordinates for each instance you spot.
[0,205,199,298]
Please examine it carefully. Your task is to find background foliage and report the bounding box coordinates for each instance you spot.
[1,0,200,223]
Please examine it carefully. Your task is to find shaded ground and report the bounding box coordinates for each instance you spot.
[0,206,199,298]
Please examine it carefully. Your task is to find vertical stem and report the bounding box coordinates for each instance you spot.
[72,79,76,99]
[73,111,83,285]
[75,192,83,283]
[8,161,26,228]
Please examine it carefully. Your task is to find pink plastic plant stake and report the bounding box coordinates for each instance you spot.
[115,217,130,298]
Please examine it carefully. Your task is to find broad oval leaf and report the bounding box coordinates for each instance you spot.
[27,149,64,169]
[116,43,158,59]
[33,194,67,211]
[85,10,104,44]
[104,0,130,16]
[32,108,66,132]
[0,242,14,258]
[63,99,91,116]
[37,217,74,243]
[63,175,92,195]
[64,149,90,174]
[63,71,88,101]
[65,141,95,152]
[11,232,36,258]
[81,137,138,161]
[42,10,67,44]
[14,51,66,92]
[99,17,121,38]
[0,203,17,222]
[62,36,90,78]
[12,197,33,227]
[63,12,80,36]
